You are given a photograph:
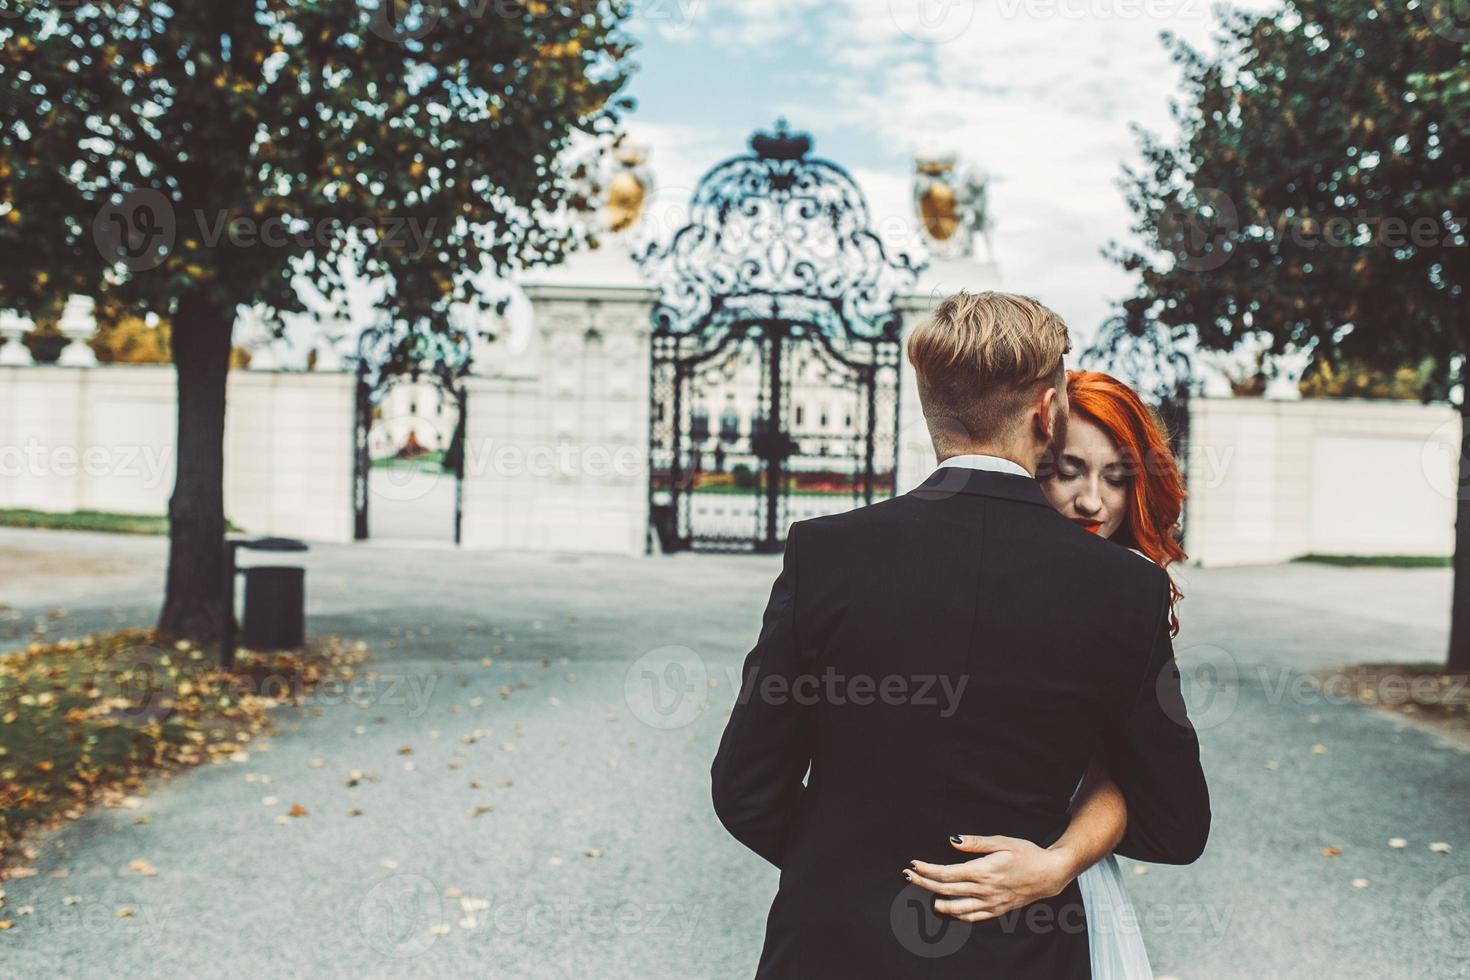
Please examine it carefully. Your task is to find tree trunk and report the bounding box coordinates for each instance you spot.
[157,295,234,642]
[1449,393,1470,673]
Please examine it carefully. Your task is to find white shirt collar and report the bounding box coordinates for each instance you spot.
[936,454,1034,480]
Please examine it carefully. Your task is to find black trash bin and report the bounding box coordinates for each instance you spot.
[242,565,306,650]
[223,537,309,665]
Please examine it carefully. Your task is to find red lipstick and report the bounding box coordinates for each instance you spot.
[1072,518,1103,534]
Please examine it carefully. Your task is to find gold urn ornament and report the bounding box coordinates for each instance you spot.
[604,139,653,234]
[912,153,992,261]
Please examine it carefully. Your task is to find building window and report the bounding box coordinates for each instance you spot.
[719,408,741,442]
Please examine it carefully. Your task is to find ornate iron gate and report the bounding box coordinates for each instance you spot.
[351,323,472,544]
[637,122,921,553]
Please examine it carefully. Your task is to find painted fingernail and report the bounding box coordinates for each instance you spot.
[950,835,964,844]
[902,870,912,881]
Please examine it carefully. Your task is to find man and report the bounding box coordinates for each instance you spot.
[711,290,1210,978]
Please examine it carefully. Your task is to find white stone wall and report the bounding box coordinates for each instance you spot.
[0,364,356,542]
[1185,396,1459,566]
[226,370,356,543]
[5,330,1457,564]
[0,365,176,515]
[458,284,655,555]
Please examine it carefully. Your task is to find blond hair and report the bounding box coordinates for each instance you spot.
[906,290,1071,446]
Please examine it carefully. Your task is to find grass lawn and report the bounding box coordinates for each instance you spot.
[373,451,447,472]
[0,629,366,873]
[0,509,170,536]
[1294,553,1451,568]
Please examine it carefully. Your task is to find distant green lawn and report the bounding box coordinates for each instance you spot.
[373,451,447,472]
[1295,553,1451,568]
[0,509,170,535]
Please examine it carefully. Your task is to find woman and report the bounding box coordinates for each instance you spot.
[907,370,1187,978]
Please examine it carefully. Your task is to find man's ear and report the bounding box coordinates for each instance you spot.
[1034,386,1059,442]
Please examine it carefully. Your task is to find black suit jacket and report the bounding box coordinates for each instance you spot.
[711,466,1210,979]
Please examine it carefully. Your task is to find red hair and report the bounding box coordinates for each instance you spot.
[1065,370,1187,635]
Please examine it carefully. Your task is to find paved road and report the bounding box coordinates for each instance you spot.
[1,528,1468,979]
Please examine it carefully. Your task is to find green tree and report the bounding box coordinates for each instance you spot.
[1113,0,1470,668]
[0,1,634,640]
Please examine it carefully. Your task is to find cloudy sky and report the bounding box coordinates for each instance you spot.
[618,0,1247,349]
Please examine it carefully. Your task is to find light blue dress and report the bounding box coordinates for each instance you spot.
[1076,853,1154,978]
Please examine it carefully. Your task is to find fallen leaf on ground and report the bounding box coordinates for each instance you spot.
[1388,838,1407,849]
[288,804,308,818]
[1430,842,1452,854]
[127,859,157,877]
[1321,847,1342,858]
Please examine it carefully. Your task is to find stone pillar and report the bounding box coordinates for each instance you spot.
[57,295,99,367]
[460,282,656,555]
[0,311,32,366]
